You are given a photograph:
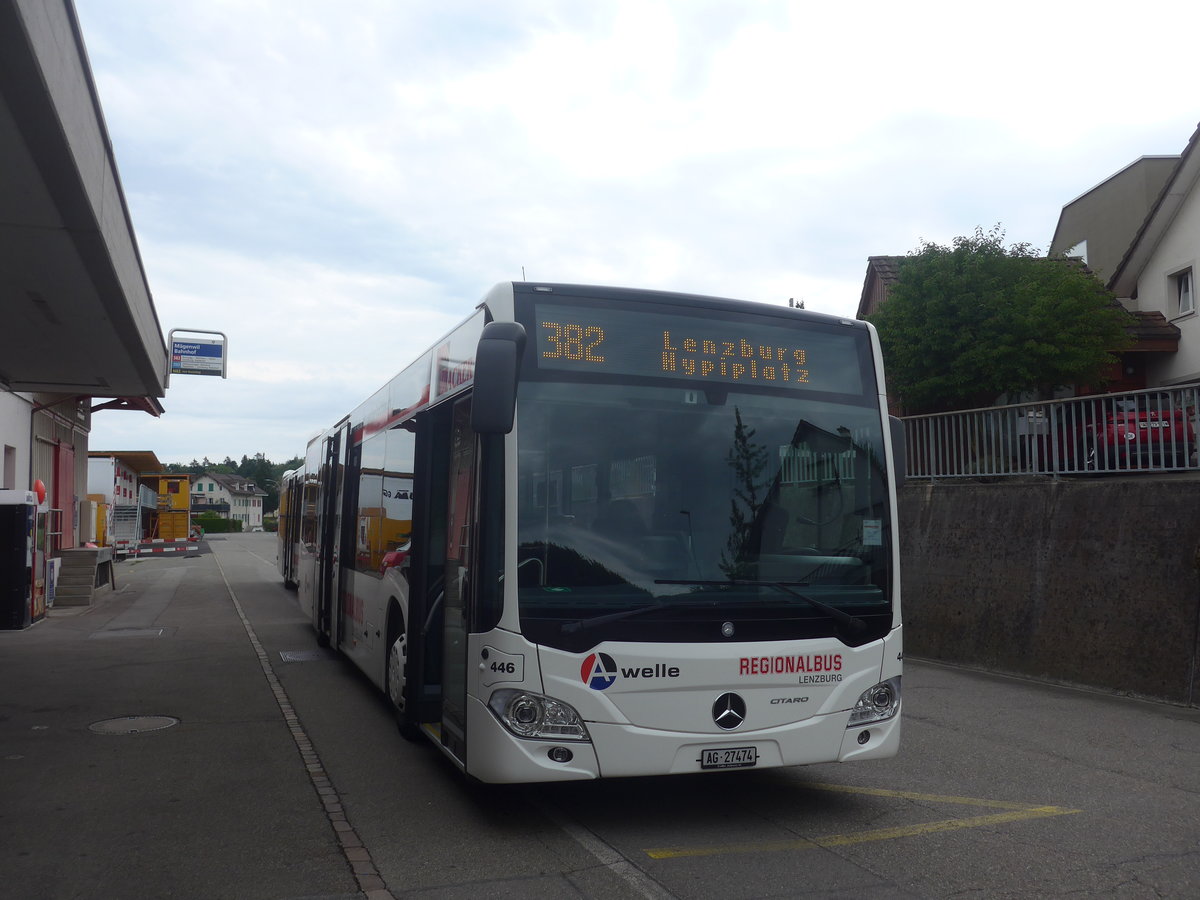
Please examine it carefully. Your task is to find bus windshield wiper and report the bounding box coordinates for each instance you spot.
[560,599,717,634]
[656,579,868,636]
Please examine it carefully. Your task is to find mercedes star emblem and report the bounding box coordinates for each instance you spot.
[712,692,747,730]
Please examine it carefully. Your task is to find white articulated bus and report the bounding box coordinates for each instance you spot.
[281,282,905,783]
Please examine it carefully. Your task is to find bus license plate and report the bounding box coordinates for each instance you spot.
[700,746,758,770]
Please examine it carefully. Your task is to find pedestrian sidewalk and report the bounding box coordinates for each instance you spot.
[0,546,362,900]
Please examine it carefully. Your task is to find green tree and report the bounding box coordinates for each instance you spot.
[868,226,1134,412]
[238,452,288,514]
[236,452,273,485]
[720,408,769,579]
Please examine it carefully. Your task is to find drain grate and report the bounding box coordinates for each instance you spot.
[90,628,168,639]
[89,716,180,735]
[279,649,334,663]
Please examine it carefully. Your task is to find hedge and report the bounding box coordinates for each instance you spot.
[193,514,243,534]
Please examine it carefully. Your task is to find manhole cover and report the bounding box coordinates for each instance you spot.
[89,716,180,735]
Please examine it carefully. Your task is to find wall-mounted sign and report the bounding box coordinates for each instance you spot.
[166,329,228,386]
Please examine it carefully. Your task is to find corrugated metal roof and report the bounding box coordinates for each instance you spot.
[86,450,163,474]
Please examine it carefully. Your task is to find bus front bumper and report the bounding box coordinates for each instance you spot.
[464,696,900,783]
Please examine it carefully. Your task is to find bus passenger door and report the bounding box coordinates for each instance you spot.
[316,422,350,648]
[440,397,476,760]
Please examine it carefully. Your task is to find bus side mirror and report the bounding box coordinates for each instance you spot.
[889,416,906,488]
[472,322,527,434]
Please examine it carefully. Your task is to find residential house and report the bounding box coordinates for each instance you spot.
[1049,156,1179,285]
[857,255,903,322]
[1050,122,1200,389]
[193,472,267,530]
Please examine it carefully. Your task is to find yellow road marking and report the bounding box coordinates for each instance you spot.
[643,784,1082,860]
[805,782,1066,811]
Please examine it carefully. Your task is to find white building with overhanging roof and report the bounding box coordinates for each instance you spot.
[192,471,267,530]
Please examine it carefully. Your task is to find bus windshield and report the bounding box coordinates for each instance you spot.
[514,303,894,652]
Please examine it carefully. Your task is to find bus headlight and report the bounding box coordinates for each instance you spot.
[488,689,591,741]
[847,677,901,726]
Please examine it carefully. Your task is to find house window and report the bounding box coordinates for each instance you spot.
[1174,268,1194,316]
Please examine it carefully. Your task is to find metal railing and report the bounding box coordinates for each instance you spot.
[903,385,1200,479]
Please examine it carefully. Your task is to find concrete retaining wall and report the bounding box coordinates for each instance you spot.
[899,477,1200,705]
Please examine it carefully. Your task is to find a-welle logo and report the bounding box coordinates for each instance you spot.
[580,654,682,690]
[580,652,618,690]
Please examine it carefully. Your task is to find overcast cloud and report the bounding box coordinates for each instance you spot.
[77,0,1200,464]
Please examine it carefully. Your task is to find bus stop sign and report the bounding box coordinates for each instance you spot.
[166,329,228,385]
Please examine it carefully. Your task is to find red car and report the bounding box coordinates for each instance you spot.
[1079,392,1195,470]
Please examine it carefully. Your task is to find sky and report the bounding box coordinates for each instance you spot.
[77,0,1200,466]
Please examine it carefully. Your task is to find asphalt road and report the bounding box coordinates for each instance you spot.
[4,533,1198,899]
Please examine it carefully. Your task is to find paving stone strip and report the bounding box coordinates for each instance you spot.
[213,552,396,900]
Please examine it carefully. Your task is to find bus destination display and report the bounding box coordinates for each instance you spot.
[534,301,865,393]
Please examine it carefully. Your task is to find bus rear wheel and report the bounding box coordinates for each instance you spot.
[386,633,421,742]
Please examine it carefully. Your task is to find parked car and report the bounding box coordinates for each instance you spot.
[1067,392,1195,470]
